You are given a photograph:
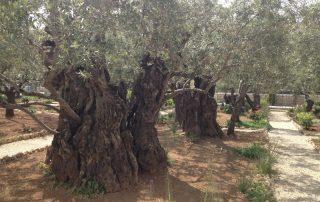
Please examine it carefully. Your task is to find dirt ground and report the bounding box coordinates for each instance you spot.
[0,109,249,144]
[0,108,58,143]
[0,123,268,201]
[216,111,252,127]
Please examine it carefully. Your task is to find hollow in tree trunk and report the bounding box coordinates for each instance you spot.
[128,54,167,173]
[227,81,249,135]
[4,86,16,118]
[48,67,138,193]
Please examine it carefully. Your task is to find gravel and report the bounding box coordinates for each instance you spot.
[268,111,320,201]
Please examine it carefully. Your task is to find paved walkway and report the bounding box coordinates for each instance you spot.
[268,110,320,201]
[0,135,53,159]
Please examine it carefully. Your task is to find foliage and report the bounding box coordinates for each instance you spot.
[21,96,39,103]
[0,94,7,102]
[238,178,275,202]
[293,105,306,116]
[73,179,106,198]
[224,104,233,114]
[165,99,175,108]
[238,143,276,174]
[158,113,175,124]
[126,90,133,100]
[249,111,266,121]
[27,106,37,114]
[44,99,55,105]
[314,105,320,116]
[38,162,53,177]
[296,112,313,129]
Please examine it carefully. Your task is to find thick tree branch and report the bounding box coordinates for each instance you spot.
[44,70,81,124]
[0,73,52,99]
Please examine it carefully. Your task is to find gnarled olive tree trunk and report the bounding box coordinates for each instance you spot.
[305,95,314,112]
[128,54,167,173]
[227,81,249,135]
[48,67,138,193]
[174,77,223,138]
[174,90,223,138]
[4,86,16,118]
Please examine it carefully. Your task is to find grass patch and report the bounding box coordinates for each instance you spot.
[238,178,275,202]
[236,144,267,159]
[257,154,277,175]
[236,144,276,175]
[239,119,272,130]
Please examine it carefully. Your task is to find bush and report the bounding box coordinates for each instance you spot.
[293,105,306,115]
[314,105,320,116]
[249,111,266,121]
[296,112,313,129]
[224,104,233,114]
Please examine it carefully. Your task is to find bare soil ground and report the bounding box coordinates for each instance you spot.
[216,110,252,127]
[0,122,268,201]
[0,108,58,144]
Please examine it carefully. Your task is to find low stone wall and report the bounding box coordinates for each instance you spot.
[215,93,320,106]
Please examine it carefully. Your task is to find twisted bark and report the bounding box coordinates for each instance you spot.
[49,67,138,192]
[128,54,167,173]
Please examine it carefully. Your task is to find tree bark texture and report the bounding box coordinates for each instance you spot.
[128,54,167,173]
[174,90,223,138]
[49,67,138,193]
[4,87,16,118]
[227,82,249,135]
[174,77,223,138]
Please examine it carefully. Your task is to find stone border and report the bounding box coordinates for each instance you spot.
[0,146,49,165]
[0,130,48,146]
